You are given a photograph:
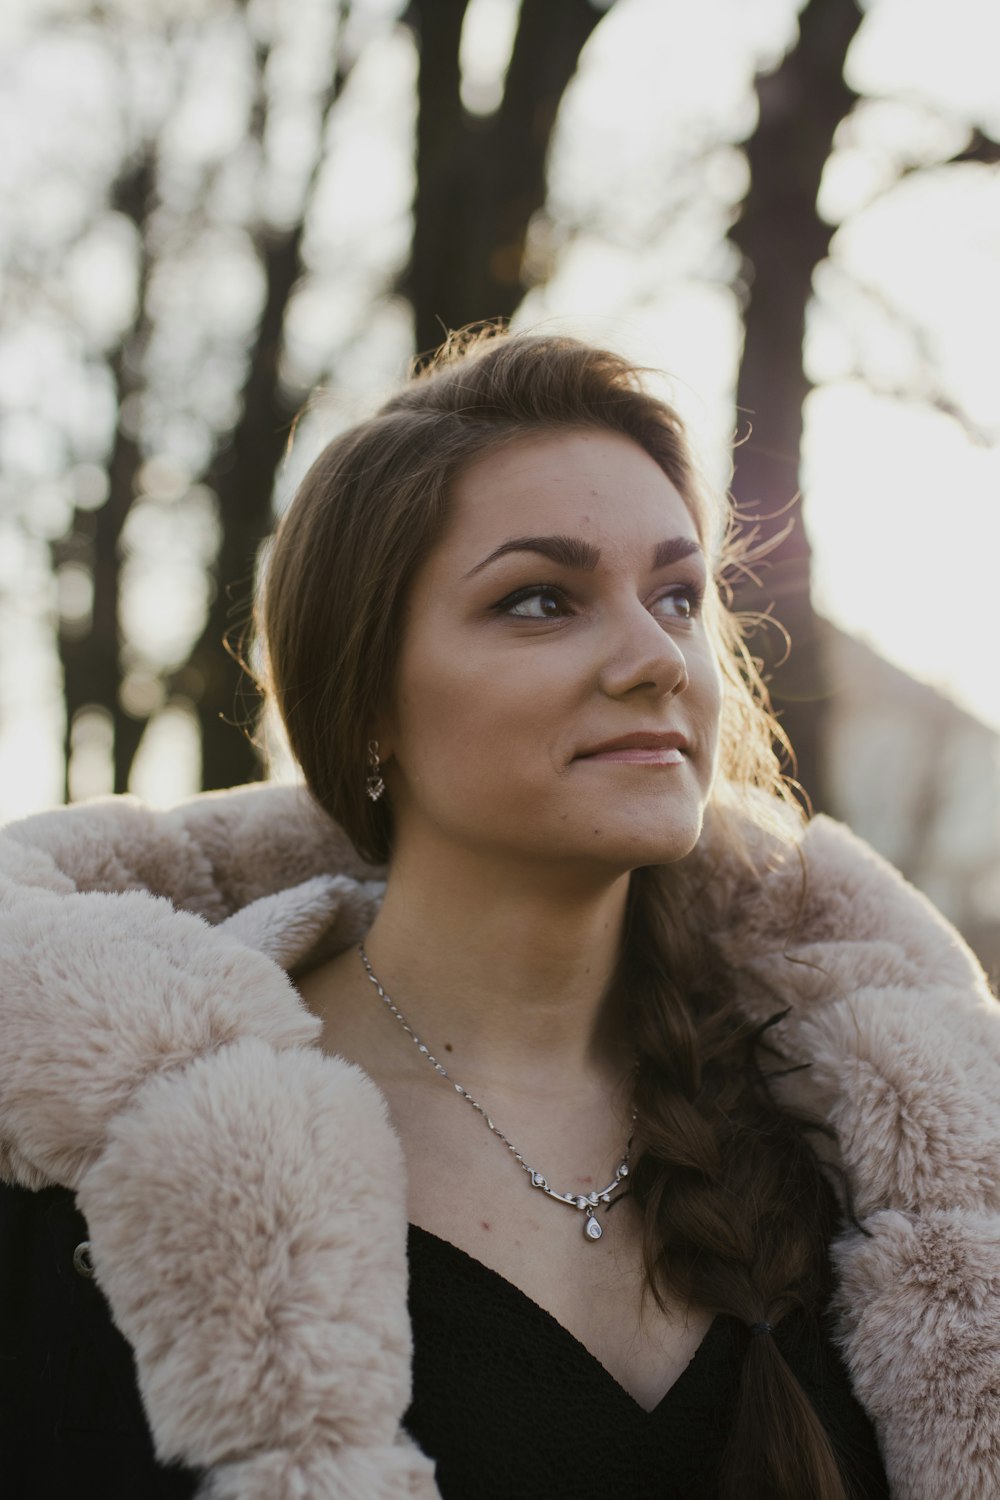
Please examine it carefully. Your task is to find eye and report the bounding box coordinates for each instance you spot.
[496,584,571,619]
[651,582,706,622]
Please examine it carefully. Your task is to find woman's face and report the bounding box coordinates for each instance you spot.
[380,428,724,879]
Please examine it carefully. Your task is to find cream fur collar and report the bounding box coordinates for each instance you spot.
[1,783,998,1498]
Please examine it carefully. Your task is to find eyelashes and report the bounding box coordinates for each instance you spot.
[492,584,566,619]
[494,579,707,622]
[652,580,706,621]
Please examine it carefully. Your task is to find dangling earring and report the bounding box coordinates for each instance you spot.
[365,739,385,802]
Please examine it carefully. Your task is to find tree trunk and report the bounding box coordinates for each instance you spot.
[54,150,156,799]
[403,0,611,356]
[729,0,862,812]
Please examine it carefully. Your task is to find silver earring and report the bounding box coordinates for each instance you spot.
[365,739,385,802]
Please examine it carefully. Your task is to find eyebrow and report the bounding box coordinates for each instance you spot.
[463,532,703,579]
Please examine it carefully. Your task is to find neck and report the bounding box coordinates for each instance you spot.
[360,839,634,1092]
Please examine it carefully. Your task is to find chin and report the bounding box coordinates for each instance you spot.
[556,807,707,874]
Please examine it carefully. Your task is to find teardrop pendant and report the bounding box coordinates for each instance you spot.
[584,1214,603,1241]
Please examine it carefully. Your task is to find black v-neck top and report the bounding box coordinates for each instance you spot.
[404,1223,891,1500]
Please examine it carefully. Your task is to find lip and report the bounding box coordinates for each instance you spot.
[575,731,689,761]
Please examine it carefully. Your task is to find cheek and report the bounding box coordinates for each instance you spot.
[704,664,725,771]
[392,630,556,791]
[707,656,725,732]
[677,637,724,793]
[696,626,725,719]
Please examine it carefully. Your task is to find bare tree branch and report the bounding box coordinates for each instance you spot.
[819,262,1000,445]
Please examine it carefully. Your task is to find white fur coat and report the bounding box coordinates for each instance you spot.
[0,782,998,1498]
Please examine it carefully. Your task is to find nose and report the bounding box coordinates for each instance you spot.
[597,603,689,701]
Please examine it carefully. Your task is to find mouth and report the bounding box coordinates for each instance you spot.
[574,731,689,763]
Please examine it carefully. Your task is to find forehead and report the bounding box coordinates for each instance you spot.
[441,428,700,562]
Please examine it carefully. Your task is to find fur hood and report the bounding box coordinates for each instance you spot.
[1,782,998,1498]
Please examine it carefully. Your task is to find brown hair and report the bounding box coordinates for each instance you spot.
[255,326,852,1499]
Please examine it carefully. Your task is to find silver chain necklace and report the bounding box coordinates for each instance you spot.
[358,944,636,1242]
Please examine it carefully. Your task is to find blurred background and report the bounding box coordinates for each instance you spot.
[0,0,998,969]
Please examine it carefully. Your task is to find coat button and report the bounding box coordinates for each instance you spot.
[73,1241,95,1279]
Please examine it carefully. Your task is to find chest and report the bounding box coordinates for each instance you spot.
[392,1085,714,1413]
[294,957,714,1411]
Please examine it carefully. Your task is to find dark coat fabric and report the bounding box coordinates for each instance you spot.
[0,1181,199,1498]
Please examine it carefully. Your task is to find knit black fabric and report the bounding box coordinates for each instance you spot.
[0,1182,891,1498]
[404,1223,892,1500]
[0,1183,200,1499]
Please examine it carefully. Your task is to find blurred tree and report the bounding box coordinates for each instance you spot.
[45,2,354,797]
[730,0,999,813]
[166,6,354,793]
[402,0,613,354]
[52,147,157,798]
[727,0,864,813]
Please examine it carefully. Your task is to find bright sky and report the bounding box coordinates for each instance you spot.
[0,0,998,822]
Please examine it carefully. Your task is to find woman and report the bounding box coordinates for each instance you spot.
[0,329,997,1500]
